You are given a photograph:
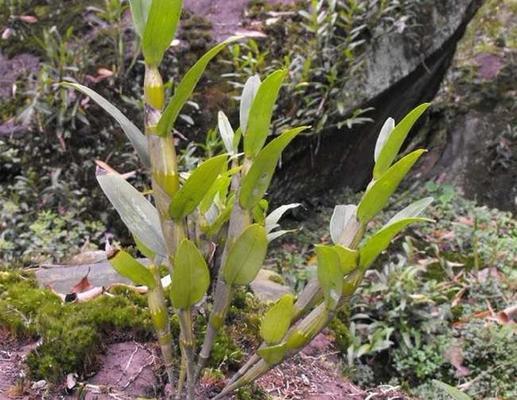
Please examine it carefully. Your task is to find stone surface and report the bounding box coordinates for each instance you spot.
[250,269,292,302]
[35,261,131,293]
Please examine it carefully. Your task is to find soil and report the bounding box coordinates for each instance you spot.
[0,328,411,400]
[185,0,296,40]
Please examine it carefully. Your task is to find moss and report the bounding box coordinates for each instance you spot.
[235,384,270,400]
[329,308,352,353]
[0,270,154,382]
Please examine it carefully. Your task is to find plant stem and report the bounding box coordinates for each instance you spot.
[178,309,196,400]
[147,265,175,396]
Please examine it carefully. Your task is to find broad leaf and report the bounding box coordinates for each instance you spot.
[222,224,268,285]
[330,204,360,246]
[373,103,430,179]
[199,174,232,214]
[96,169,167,256]
[129,0,151,37]
[169,154,227,220]
[240,75,261,134]
[63,83,150,167]
[108,249,156,288]
[240,126,308,210]
[374,117,394,162]
[316,245,343,310]
[260,294,295,345]
[267,229,296,242]
[333,245,358,274]
[133,235,155,260]
[157,37,241,136]
[170,239,210,309]
[265,203,301,233]
[387,197,434,225]
[359,217,432,268]
[432,380,472,400]
[142,0,182,66]
[244,69,287,157]
[357,149,426,224]
[257,343,287,365]
[218,111,235,154]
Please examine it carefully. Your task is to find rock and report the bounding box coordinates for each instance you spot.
[250,269,292,302]
[35,261,131,293]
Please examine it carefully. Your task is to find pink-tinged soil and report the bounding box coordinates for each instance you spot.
[475,53,504,80]
[184,0,296,39]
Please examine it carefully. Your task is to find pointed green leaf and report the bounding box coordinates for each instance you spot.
[374,117,394,162]
[96,169,167,257]
[316,245,343,310]
[432,380,472,400]
[333,245,358,274]
[387,197,434,225]
[157,37,241,136]
[240,75,261,134]
[218,111,235,154]
[244,69,288,157]
[108,249,156,288]
[222,224,268,286]
[170,239,210,309]
[330,204,360,246]
[267,229,296,242]
[199,174,232,214]
[129,0,152,37]
[373,103,430,179]
[170,154,228,220]
[142,0,182,66]
[260,294,295,345]
[63,82,150,167]
[357,149,426,224]
[258,343,287,365]
[240,126,308,210]
[359,217,432,268]
[133,235,155,260]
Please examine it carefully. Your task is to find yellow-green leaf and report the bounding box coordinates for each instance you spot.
[142,0,182,66]
[240,126,308,210]
[170,154,228,220]
[260,294,295,345]
[129,0,151,38]
[108,249,156,288]
[222,224,268,285]
[244,69,287,157]
[357,149,426,224]
[315,245,343,310]
[157,37,241,136]
[333,245,358,274]
[373,103,430,179]
[432,380,472,400]
[257,343,287,365]
[170,239,210,309]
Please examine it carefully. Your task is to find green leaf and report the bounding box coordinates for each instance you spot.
[359,217,432,268]
[329,204,360,246]
[357,149,426,224]
[108,249,156,288]
[316,245,343,310]
[96,169,167,257]
[133,235,155,260]
[374,117,394,162]
[333,245,358,274]
[373,103,430,179]
[240,126,308,209]
[260,294,295,345]
[218,111,235,154]
[222,224,268,286]
[257,343,287,365]
[129,0,152,37]
[63,82,150,167]
[199,174,232,214]
[169,154,228,220]
[244,69,288,157]
[387,197,434,225]
[142,0,182,66]
[240,75,261,134]
[157,37,241,136]
[432,380,472,400]
[170,239,210,309]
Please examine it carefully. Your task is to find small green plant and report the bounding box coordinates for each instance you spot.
[63,1,432,398]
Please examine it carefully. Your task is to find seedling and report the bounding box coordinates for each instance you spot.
[64,1,433,399]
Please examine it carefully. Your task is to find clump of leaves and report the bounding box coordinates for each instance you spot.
[62,1,433,399]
